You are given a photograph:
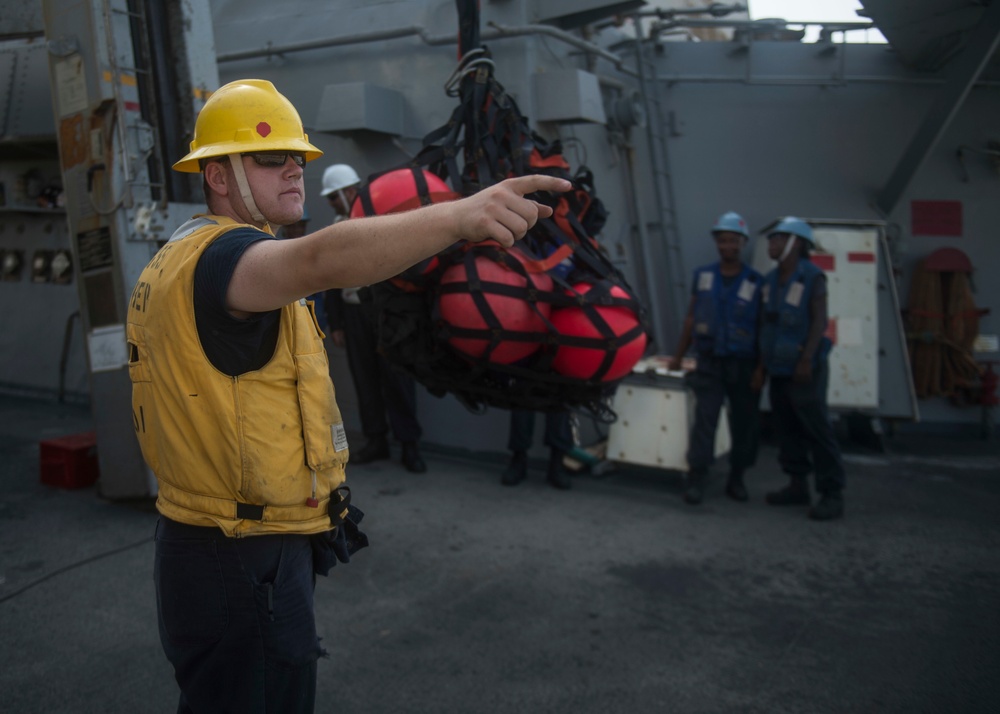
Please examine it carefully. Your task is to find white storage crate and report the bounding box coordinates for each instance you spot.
[607,357,731,472]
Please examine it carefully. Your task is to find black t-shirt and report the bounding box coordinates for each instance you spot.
[194,228,281,376]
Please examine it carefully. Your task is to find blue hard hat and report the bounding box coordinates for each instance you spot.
[711,211,749,238]
[768,216,814,245]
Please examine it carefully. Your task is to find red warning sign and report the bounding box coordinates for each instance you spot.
[911,200,962,237]
[811,254,835,272]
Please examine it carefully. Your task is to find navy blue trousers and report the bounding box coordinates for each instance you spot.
[686,356,760,475]
[768,359,846,494]
[507,409,573,454]
[154,517,323,714]
[341,302,421,442]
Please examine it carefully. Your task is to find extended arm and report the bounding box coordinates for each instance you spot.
[668,295,696,371]
[226,175,570,317]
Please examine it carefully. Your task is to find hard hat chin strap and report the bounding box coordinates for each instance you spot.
[778,235,797,263]
[228,154,267,225]
[336,189,350,217]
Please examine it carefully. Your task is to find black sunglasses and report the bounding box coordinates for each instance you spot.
[243,151,306,168]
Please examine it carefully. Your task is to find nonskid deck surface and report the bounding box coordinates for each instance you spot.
[0,394,998,714]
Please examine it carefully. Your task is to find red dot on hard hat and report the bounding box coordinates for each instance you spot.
[256,122,271,137]
[550,283,647,382]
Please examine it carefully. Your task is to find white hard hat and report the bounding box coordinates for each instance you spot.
[320,164,361,196]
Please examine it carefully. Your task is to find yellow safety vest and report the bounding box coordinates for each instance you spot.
[126,215,350,537]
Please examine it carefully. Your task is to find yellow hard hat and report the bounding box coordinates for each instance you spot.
[173,79,323,173]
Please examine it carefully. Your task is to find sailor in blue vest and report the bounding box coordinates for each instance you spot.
[669,211,763,505]
[756,217,845,521]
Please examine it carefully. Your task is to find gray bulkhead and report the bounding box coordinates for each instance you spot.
[0,0,997,477]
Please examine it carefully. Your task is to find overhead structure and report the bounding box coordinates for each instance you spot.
[868,0,1000,216]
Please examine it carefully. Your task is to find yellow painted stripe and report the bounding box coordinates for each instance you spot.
[101,70,137,86]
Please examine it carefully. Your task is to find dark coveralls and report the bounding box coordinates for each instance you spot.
[760,259,845,495]
[686,263,762,477]
[156,519,321,713]
[325,288,422,444]
[507,409,574,455]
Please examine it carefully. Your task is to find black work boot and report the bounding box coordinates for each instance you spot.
[725,469,749,502]
[401,441,427,473]
[352,435,390,464]
[547,450,572,490]
[501,451,527,486]
[683,469,706,505]
[809,491,844,521]
[765,477,810,506]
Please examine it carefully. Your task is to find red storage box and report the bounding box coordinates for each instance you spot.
[39,431,99,489]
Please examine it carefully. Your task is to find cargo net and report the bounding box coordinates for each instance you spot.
[354,47,652,421]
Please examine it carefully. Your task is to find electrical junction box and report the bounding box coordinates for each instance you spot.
[314,82,404,136]
[607,358,731,472]
[533,69,607,125]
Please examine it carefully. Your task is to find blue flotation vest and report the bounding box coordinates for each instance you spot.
[691,263,762,359]
[759,259,831,376]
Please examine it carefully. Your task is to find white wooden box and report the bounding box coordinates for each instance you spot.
[607,364,731,472]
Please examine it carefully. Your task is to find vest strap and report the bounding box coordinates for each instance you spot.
[236,502,265,520]
[157,479,347,526]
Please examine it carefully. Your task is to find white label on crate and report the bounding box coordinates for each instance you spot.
[737,279,756,302]
[838,317,863,347]
[87,324,128,372]
[785,282,804,307]
[54,55,88,117]
[698,271,714,291]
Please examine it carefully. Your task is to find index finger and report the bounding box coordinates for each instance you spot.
[504,174,573,196]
